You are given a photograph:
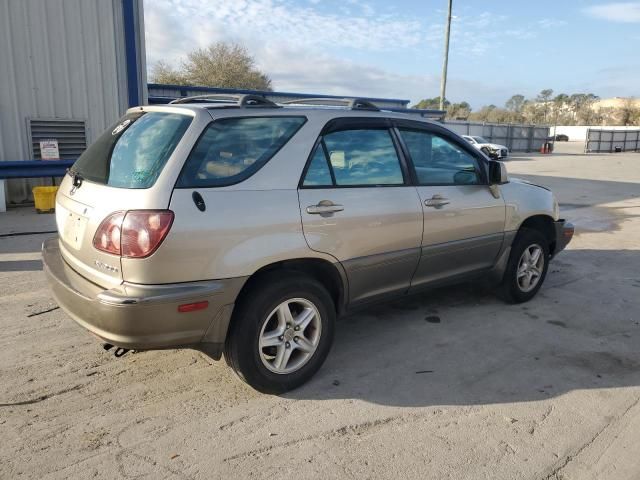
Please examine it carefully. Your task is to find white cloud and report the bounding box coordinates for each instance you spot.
[144,0,425,66]
[144,1,544,65]
[345,0,375,17]
[583,2,640,23]
[259,44,511,107]
[142,0,545,106]
[537,18,568,29]
[423,12,539,56]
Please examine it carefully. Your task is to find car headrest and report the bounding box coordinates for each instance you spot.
[329,150,346,168]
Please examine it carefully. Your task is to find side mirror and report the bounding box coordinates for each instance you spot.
[488,160,508,185]
[481,146,499,160]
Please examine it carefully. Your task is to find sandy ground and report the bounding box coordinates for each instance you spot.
[1,143,640,479]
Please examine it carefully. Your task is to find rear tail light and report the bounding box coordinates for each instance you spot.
[94,212,125,255]
[93,210,174,258]
[121,211,174,258]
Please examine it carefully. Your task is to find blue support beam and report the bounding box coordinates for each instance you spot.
[0,161,75,180]
[122,0,140,107]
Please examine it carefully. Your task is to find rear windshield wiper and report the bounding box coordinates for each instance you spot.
[68,168,84,188]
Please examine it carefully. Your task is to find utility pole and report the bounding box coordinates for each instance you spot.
[439,0,453,112]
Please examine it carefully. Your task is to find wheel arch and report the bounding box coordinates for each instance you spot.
[233,258,348,318]
[518,214,557,255]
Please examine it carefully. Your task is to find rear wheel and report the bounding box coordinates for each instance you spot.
[224,272,335,394]
[499,228,549,303]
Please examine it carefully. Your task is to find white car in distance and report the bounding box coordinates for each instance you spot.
[462,135,509,159]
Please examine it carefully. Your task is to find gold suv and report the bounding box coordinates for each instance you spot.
[43,95,573,393]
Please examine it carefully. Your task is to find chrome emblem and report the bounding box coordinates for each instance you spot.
[112,119,131,136]
[94,260,119,273]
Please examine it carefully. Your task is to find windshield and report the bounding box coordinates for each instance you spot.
[72,111,192,189]
[472,136,489,143]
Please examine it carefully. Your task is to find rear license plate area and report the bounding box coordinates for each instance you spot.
[62,210,88,250]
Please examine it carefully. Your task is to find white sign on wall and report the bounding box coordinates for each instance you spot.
[40,139,60,160]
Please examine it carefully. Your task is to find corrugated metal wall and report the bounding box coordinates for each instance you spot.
[0,0,146,205]
[586,128,640,153]
[444,121,550,152]
[555,125,640,142]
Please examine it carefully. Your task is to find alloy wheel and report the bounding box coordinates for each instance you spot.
[517,244,545,293]
[258,298,322,374]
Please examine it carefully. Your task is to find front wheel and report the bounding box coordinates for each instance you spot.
[224,273,335,394]
[499,228,549,303]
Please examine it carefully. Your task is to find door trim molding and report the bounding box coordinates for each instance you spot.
[342,247,421,303]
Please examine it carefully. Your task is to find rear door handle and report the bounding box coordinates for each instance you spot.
[424,195,450,208]
[306,201,344,215]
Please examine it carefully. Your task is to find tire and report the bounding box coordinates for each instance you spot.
[499,228,550,304]
[224,272,335,394]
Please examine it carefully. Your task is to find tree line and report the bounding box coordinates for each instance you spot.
[151,42,272,91]
[150,42,638,126]
[413,90,640,126]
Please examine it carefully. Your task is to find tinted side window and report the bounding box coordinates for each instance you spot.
[177,116,306,188]
[322,129,404,186]
[303,146,333,186]
[400,129,480,185]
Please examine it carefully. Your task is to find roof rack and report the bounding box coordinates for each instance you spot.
[169,93,280,108]
[281,97,380,111]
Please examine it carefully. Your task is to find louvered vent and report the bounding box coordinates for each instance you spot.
[28,118,87,159]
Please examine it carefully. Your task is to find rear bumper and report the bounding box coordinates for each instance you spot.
[553,219,574,257]
[42,237,246,356]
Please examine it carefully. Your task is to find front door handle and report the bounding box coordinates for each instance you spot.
[424,195,450,208]
[306,200,344,215]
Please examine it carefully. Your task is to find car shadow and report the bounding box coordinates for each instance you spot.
[288,248,640,406]
[505,153,548,162]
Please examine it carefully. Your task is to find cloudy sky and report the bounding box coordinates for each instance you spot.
[143,0,640,109]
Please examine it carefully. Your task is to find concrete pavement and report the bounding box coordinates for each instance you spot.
[1,144,639,479]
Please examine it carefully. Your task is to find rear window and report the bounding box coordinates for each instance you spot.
[176,116,306,188]
[72,111,192,189]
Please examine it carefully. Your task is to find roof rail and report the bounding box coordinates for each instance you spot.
[169,93,280,108]
[281,97,380,111]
